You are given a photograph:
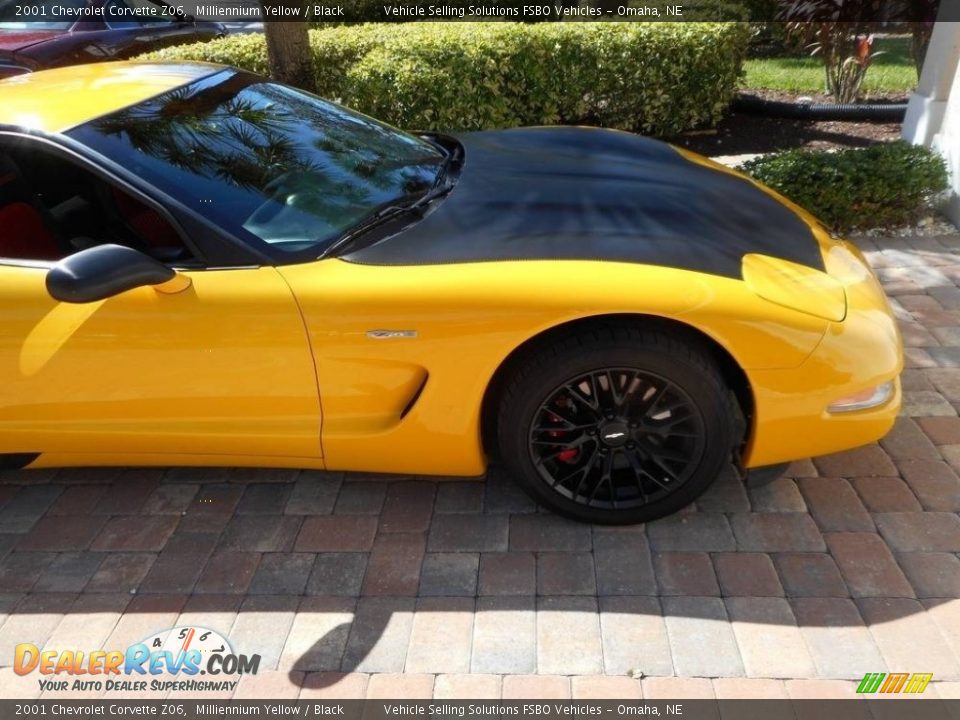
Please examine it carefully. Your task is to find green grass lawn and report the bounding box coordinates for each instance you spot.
[742,36,918,95]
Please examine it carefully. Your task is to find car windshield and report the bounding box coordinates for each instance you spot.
[0,0,81,29]
[67,69,446,257]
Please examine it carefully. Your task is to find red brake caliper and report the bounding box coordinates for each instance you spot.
[548,399,580,463]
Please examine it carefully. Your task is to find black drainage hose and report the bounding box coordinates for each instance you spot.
[732,93,908,122]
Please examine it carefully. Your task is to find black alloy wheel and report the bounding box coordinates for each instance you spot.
[497,326,738,525]
[529,367,706,511]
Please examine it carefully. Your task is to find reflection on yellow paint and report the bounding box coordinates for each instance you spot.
[12,114,43,131]
[20,300,105,377]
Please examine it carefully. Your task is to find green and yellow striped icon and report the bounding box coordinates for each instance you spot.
[857,672,933,694]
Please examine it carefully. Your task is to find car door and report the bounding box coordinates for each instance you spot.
[0,138,322,465]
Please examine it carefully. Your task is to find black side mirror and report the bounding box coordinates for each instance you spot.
[46,244,176,303]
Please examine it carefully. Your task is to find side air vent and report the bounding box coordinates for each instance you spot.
[0,453,39,470]
[400,374,429,419]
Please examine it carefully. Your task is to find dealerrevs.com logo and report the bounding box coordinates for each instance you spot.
[14,626,261,694]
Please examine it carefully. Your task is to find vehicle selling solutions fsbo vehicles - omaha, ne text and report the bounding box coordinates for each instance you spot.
[0,62,902,524]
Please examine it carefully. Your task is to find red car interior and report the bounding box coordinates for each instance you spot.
[0,200,60,260]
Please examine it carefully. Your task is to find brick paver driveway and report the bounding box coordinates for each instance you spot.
[2,233,960,701]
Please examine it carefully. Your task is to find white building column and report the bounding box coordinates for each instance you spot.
[903,21,960,225]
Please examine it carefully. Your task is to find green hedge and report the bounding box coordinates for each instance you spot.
[740,142,949,232]
[138,22,751,135]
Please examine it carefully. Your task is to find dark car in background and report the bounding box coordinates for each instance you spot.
[0,0,224,79]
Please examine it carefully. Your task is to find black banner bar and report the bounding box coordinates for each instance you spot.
[0,0,956,24]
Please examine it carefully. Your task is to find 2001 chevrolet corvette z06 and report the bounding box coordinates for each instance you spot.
[0,62,902,524]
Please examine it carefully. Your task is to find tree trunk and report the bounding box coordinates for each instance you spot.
[259,13,316,94]
[911,22,933,80]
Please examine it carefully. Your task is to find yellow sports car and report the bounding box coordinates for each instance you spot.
[0,62,902,524]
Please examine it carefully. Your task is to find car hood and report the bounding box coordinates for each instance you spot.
[342,127,824,279]
[0,29,62,53]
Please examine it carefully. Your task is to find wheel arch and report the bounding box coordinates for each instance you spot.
[479,313,754,462]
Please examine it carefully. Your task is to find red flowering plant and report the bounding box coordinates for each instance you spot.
[780,0,941,101]
[779,0,887,102]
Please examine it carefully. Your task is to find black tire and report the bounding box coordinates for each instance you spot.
[496,326,739,525]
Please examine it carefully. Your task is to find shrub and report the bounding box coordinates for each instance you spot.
[138,22,751,135]
[742,0,792,57]
[739,142,949,232]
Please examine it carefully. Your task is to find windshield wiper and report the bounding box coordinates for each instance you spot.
[321,140,462,258]
[429,137,462,190]
[321,185,449,259]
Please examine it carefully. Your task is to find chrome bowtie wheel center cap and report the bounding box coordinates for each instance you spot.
[599,422,630,447]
